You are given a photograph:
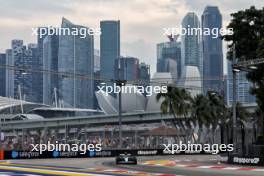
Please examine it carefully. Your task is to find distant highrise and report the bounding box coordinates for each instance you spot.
[5,49,13,98]
[36,27,48,103]
[9,40,41,102]
[227,61,255,105]
[30,43,43,103]
[58,18,94,109]
[43,34,59,105]
[93,49,101,109]
[139,62,150,84]
[202,6,223,93]
[116,56,139,81]
[157,40,181,80]
[181,13,201,70]
[0,53,6,97]
[94,49,100,72]
[100,20,120,82]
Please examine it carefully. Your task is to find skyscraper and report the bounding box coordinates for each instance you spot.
[116,56,139,81]
[93,49,101,109]
[0,53,6,97]
[202,6,223,93]
[5,49,13,98]
[139,62,150,85]
[94,49,100,72]
[227,61,255,105]
[181,12,201,70]
[58,18,94,109]
[100,20,120,82]
[43,34,59,105]
[8,40,41,102]
[36,27,48,103]
[29,43,43,103]
[157,40,181,80]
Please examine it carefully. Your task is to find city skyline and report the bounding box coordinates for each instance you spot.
[0,0,263,75]
[0,3,260,107]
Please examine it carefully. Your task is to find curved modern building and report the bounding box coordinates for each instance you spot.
[95,88,146,115]
[95,72,173,114]
[95,90,118,115]
[145,72,173,112]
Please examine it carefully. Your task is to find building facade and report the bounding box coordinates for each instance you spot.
[58,18,94,109]
[94,49,100,72]
[202,6,223,94]
[116,56,139,81]
[139,62,150,83]
[5,49,13,98]
[157,41,181,80]
[6,40,42,102]
[43,34,59,105]
[0,53,6,97]
[227,61,255,106]
[100,20,120,83]
[181,13,201,71]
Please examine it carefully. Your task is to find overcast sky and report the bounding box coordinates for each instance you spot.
[0,0,263,75]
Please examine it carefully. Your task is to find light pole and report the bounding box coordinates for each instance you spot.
[116,57,126,149]
[232,45,238,154]
[116,79,126,148]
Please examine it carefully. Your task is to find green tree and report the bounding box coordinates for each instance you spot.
[222,6,264,136]
[191,92,226,128]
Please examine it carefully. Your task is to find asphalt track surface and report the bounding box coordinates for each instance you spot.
[0,155,263,176]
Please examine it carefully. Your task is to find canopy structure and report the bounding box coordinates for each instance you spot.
[0,96,46,114]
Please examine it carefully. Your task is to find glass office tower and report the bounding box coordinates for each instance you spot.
[43,34,59,105]
[58,18,94,109]
[157,41,181,79]
[0,53,6,97]
[100,20,120,82]
[202,6,223,93]
[181,12,201,70]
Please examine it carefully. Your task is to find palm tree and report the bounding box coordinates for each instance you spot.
[192,92,226,127]
[191,94,211,127]
[156,86,193,141]
[191,92,227,144]
[156,86,192,119]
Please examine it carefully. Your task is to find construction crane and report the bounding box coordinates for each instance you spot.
[234,58,264,70]
[167,34,180,42]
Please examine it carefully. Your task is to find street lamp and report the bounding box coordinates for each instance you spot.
[116,79,126,149]
[232,45,238,154]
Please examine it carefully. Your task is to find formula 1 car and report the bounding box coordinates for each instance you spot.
[116,153,137,165]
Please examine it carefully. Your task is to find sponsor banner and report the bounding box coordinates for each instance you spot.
[3,150,114,159]
[228,155,264,166]
[2,149,221,160]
